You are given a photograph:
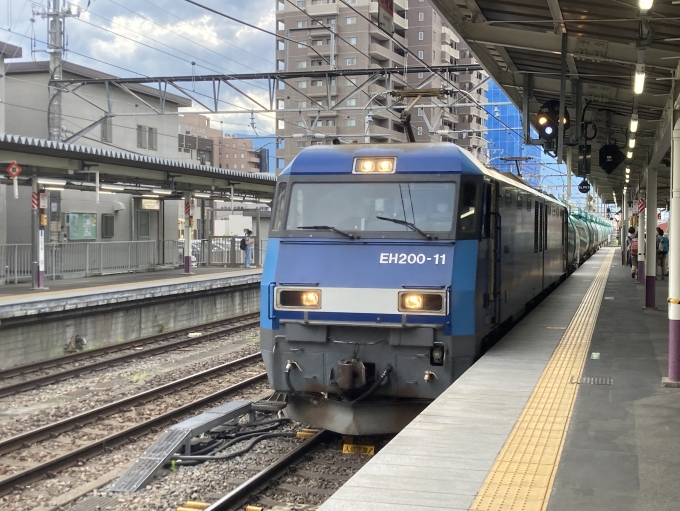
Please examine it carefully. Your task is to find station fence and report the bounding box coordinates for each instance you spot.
[0,237,266,284]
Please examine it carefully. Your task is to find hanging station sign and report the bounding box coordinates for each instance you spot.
[578,179,591,194]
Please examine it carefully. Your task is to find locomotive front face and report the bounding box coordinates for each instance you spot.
[260,147,483,435]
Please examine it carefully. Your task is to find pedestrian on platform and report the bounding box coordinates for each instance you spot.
[657,227,669,278]
[244,229,254,268]
[627,226,638,278]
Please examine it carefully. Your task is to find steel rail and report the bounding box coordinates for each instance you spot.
[205,429,331,511]
[0,316,260,398]
[0,313,259,380]
[0,372,268,497]
[0,352,263,457]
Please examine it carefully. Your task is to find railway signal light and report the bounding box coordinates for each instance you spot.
[536,100,570,141]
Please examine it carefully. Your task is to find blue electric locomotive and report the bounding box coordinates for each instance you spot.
[260,143,571,435]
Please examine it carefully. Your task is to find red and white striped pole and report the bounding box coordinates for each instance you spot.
[183,193,193,274]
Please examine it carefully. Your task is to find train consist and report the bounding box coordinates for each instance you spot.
[260,143,612,435]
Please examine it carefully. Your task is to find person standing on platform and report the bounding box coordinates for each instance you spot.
[657,227,669,278]
[627,227,638,278]
[244,229,254,268]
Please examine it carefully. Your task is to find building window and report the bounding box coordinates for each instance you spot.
[241,164,245,169]
[417,50,423,59]
[418,31,424,40]
[315,39,323,45]
[296,141,306,148]
[241,153,245,158]
[327,18,336,24]
[297,80,307,88]
[297,20,307,28]
[278,99,285,109]
[418,72,423,78]
[297,41,306,48]
[311,59,323,66]
[138,211,150,238]
[297,121,306,127]
[278,119,285,130]
[148,127,158,150]
[348,37,357,45]
[346,77,356,85]
[277,40,285,50]
[277,21,284,30]
[297,0,306,6]
[298,101,307,108]
[297,61,307,69]
[102,214,114,239]
[312,80,323,86]
[418,12,424,21]
[346,118,356,126]
[417,107,423,116]
[346,98,357,106]
[326,119,335,126]
[101,117,113,143]
[417,126,423,135]
[137,125,147,148]
[278,1,284,10]
[346,57,356,65]
[346,16,357,24]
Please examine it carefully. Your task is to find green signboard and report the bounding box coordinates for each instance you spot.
[69,212,98,240]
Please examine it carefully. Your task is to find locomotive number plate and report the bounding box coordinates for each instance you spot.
[379,253,447,264]
[342,444,375,455]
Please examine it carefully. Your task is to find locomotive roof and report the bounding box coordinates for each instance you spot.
[282,143,562,206]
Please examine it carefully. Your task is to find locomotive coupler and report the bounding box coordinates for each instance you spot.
[334,358,367,390]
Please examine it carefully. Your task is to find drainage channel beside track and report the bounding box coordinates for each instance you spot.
[0,314,260,398]
[0,356,267,497]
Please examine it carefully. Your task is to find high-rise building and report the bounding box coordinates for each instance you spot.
[485,82,542,187]
[275,0,487,170]
[178,113,265,172]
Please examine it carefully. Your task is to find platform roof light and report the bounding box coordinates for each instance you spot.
[44,186,64,191]
[627,151,634,159]
[639,0,653,10]
[630,115,639,133]
[628,137,636,149]
[141,194,160,198]
[99,191,116,195]
[194,193,211,198]
[626,167,630,174]
[153,190,173,195]
[38,178,67,186]
[634,65,646,95]
[101,185,124,191]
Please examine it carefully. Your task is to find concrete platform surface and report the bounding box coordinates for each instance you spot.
[319,248,680,511]
[0,267,262,318]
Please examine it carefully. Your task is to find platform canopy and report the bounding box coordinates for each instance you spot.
[0,134,276,200]
[432,0,680,206]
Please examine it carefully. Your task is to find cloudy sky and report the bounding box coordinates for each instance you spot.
[1,0,277,134]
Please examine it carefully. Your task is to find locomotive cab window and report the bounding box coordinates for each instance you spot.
[285,182,456,234]
[271,182,288,232]
[457,181,477,235]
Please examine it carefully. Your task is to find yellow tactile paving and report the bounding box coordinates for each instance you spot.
[470,249,614,511]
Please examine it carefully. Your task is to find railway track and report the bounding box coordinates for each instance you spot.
[0,313,259,398]
[206,429,333,511]
[0,354,267,497]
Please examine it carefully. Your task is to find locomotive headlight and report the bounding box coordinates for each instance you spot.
[398,291,445,313]
[353,157,396,174]
[359,159,375,173]
[377,159,394,173]
[301,291,320,307]
[277,289,322,309]
[401,293,424,310]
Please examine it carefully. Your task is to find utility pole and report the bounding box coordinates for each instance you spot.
[35,0,80,141]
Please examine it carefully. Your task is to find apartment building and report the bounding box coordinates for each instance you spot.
[178,113,266,172]
[274,0,488,168]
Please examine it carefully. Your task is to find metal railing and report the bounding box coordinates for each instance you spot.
[0,237,267,284]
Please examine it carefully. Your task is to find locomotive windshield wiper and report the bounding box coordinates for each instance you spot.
[376,216,432,240]
[298,225,357,239]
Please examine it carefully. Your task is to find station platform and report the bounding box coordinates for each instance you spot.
[319,247,680,511]
[0,267,262,319]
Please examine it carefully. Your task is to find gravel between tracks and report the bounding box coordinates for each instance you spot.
[0,327,260,437]
[0,381,273,511]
